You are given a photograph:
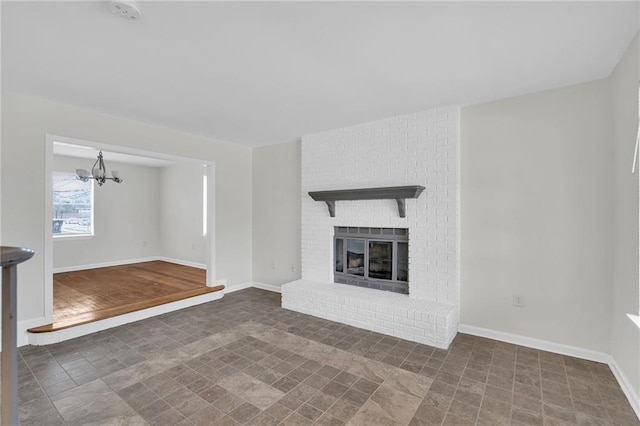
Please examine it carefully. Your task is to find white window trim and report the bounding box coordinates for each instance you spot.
[203,170,208,237]
[52,171,95,238]
[53,234,94,241]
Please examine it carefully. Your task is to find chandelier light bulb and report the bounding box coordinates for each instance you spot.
[75,151,123,186]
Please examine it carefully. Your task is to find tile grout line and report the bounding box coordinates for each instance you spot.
[472,339,494,426]
[18,347,68,425]
[17,290,639,426]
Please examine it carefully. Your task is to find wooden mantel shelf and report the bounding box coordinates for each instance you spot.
[308,185,425,218]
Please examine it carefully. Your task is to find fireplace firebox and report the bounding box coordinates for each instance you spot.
[334,227,408,294]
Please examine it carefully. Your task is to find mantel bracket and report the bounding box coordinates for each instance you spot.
[325,201,336,217]
[395,199,406,218]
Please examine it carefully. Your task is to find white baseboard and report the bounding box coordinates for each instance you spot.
[224,282,253,293]
[53,256,207,274]
[459,324,639,420]
[156,257,206,270]
[53,257,159,273]
[608,356,640,420]
[252,282,282,293]
[458,324,610,363]
[13,317,48,349]
[224,282,282,294]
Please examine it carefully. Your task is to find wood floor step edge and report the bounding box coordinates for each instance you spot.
[28,285,225,333]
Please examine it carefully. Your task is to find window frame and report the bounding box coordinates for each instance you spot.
[52,171,95,239]
[202,171,208,237]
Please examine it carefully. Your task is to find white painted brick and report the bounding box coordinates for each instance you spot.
[300,107,459,306]
[414,320,436,332]
[394,307,409,318]
[374,324,395,335]
[282,280,457,349]
[289,107,460,350]
[395,316,414,327]
[402,324,425,336]
[397,331,419,342]
[374,312,394,323]
[415,335,437,347]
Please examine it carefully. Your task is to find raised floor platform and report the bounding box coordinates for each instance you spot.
[27,289,225,346]
[281,279,458,349]
[28,286,225,333]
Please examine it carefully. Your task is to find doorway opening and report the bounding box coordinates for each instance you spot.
[38,135,218,333]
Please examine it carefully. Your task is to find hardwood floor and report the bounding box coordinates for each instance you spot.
[28,261,223,333]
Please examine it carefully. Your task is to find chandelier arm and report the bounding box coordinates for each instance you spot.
[98,152,106,175]
[80,151,122,185]
[91,157,100,175]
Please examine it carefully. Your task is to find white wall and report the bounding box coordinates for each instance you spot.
[1,91,252,325]
[611,34,640,401]
[160,163,207,265]
[53,155,162,269]
[252,140,301,285]
[461,79,614,353]
[300,108,460,304]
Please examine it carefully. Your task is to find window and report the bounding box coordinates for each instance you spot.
[52,171,93,237]
[202,172,208,236]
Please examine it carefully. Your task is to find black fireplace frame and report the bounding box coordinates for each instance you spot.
[333,227,409,294]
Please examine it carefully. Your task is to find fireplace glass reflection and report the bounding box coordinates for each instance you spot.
[397,242,408,282]
[335,238,344,272]
[368,241,392,280]
[334,227,408,294]
[346,239,365,276]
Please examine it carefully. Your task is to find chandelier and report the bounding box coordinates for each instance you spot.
[75,151,123,186]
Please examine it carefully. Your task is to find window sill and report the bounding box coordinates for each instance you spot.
[53,234,94,241]
[627,314,640,329]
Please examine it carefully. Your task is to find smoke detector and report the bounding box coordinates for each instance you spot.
[109,0,141,21]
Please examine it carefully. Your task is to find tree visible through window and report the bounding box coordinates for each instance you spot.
[52,171,94,236]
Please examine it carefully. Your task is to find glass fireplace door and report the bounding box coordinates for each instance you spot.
[368,241,393,280]
[333,227,409,294]
[346,239,365,276]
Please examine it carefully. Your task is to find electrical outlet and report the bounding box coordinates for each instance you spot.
[271,261,277,270]
[513,294,525,307]
[290,264,295,273]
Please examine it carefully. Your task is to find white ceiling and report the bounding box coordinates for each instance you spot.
[54,142,176,167]
[2,1,638,147]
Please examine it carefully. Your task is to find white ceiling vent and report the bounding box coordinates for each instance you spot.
[109,0,141,21]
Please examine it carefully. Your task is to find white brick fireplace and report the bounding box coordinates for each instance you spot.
[282,107,460,349]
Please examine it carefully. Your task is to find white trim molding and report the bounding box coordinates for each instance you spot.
[156,257,206,270]
[52,256,207,274]
[252,282,282,293]
[627,313,640,329]
[458,324,610,363]
[224,282,253,294]
[609,357,640,421]
[53,257,160,274]
[459,324,640,420]
[14,317,48,350]
[223,282,282,294]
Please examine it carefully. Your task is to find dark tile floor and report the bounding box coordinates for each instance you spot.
[16,288,640,425]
